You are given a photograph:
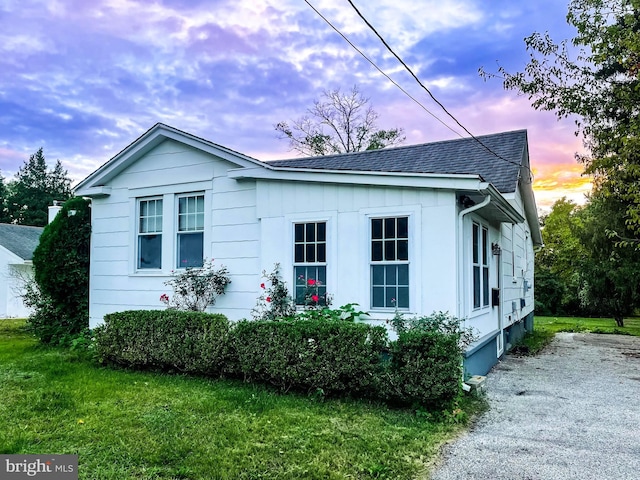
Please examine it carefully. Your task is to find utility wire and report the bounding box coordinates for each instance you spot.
[344,0,533,179]
[302,0,463,138]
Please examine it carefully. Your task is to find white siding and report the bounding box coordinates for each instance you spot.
[256,180,458,321]
[0,247,34,318]
[87,140,260,327]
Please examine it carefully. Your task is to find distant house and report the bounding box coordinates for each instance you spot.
[75,123,542,375]
[0,223,44,318]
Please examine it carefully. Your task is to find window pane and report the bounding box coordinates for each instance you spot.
[385,265,397,285]
[483,267,490,306]
[306,223,315,242]
[196,211,204,230]
[473,266,480,308]
[397,287,409,308]
[372,286,384,308]
[138,234,162,269]
[371,219,383,239]
[177,232,203,268]
[178,197,186,213]
[317,243,326,263]
[306,244,315,263]
[482,227,488,265]
[398,264,409,285]
[140,217,147,234]
[397,240,408,261]
[294,244,304,263]
[384,240,396,261]
[372,265,384,285]
[473,224,479,264]
[384,218,395,239]
[385,287,397,307]
[317,266,326,284]
[372,241,383,261]
[294,224,304,243]
[317,222,326,242]
[397,217,408,238]
[295,266,306,285]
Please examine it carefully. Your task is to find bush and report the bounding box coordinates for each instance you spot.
[159,259,231,311]
[383,330,462,410]
[27,196,91,344]
[232,319,387,396]
[94,310,231,376]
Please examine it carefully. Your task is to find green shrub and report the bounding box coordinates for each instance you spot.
[232,319,387,396]
[27,196,91,344]
[94,310,230,376]
[383,312,470,410]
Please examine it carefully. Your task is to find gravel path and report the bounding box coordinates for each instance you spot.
[429,333,640,480]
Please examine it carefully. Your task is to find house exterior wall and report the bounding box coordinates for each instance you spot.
[87,140,261,328]
[255,180,458,328]
[0,247,33,318]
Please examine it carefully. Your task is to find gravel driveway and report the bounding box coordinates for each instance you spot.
[430,332,640,480]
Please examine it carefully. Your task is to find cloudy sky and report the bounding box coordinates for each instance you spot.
[0,0,590,210]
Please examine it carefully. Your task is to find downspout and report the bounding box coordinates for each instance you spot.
[457,195,491,320]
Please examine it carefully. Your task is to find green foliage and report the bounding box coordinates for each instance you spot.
[483,0,640,239]
[27,196,90,344]
[275,85,405,156]
[6,148,71,226]
[251,263,297,321]
[159,259,231,312]
[297,303,369,322]
[574,192,640,326]
[0,171,9,223]
[232,319,387,397]
[94,310,231,375]
[535,315,640,336]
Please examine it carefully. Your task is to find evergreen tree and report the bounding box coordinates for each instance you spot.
[0,171,9,223]
[7,148,72,226]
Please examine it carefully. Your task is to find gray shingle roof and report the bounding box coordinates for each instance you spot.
[0,223,44,261]
[267,130,528,193]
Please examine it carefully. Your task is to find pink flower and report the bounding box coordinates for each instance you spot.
[307,278,316,286]
[160,294,169,303]
[266,296,272,303]
[311,294,319,303]
[260,283,265,289]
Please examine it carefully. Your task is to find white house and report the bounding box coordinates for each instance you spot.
[0,223,44,318]
[75,123,542,375]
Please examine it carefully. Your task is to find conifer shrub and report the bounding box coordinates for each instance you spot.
[27,196,91,344]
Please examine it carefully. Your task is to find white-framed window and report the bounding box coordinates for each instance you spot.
[472,222,490,309]
[370,216,409,309]
[137,197,163,269]
[293,221,328,305]
[176,194,205,268]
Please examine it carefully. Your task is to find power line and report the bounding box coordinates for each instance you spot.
[302,0,463,138]
[343,0,533,178]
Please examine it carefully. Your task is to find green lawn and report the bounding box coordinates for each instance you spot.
[0,319,482,480]
[535,315,640,336]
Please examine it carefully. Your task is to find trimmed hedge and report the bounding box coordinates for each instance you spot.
[232,319,387,396]
[93,310,464,409]
[383,330,462,410]
[94,310,230,376]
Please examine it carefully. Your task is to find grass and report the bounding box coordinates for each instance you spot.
[511,315,640,356]
[0,319,484,480]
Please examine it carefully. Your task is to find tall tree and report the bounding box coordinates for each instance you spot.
[535,198,585,315]
[482,0,640,238]
[0,171,9,223]
[275,85,405,156]
[574,192,640,326]
[8,148,72,226]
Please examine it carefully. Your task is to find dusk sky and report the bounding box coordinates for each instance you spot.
[0,0,591,211]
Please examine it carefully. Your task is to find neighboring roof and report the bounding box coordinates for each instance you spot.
[267,130,528,194]
[0,223,44,261]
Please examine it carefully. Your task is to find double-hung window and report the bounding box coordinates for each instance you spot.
[293,222,327,305]
[177,194,205,268]
[472,222,490,309]
[371,216,409,309]
[138,198,163,269]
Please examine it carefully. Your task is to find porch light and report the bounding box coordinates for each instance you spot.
[491,243,501,256]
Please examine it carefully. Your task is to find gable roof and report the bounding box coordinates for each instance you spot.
[267,130,528,194]
[0,223,44,261]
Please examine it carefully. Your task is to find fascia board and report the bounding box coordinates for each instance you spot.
[478,183,526,224]
[228,166,483,190]
[0,244,26,264]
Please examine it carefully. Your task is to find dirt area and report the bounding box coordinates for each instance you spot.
[429,333,640,480]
